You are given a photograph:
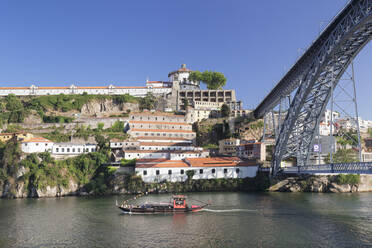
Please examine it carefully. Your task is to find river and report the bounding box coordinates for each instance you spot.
[0,192,372,247]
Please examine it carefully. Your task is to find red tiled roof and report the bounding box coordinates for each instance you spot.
[131,112,186,117]
[22,137,52,143]
[185,157,257,167]
[124,149,200,154]
[136,158,176,163]
[139,142,191,146]
[136,161,189,168]
[0,133,15,136]
[136,136,192,141]
[129,120,190,126]
[0,87,29,89]
[136,157,258,169]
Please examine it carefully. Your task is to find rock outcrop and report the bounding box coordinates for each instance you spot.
[1,178,81,198]
[81,99,139,117]
[269,175,372,193]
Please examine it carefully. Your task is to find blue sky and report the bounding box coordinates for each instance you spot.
[1,0,371,118]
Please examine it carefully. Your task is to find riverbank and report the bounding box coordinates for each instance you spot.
[0,168,271,198]
[269,174,372,193]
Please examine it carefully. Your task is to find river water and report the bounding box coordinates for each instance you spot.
[0,192,372,247]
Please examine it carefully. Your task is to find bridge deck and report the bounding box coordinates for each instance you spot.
[280,162,372,174]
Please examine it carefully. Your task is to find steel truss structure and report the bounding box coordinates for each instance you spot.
[254,0,372,175]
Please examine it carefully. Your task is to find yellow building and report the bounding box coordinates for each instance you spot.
[0,132,33,143]
[15,132,33,141]
[0,133,14,142]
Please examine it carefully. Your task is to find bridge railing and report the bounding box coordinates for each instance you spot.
[281,162,372,174]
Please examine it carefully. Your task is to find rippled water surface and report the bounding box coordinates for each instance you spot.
[1,192,372,247]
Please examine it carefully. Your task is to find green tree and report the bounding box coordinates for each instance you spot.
[139,92,156,110]
[324,149,358,164]
[95,134,109,151]
[189,70,227,90]
[221,104,230,118]
[5,94,23,111]
[97,122,104,132]
[186,170,195,180]
[183,98,189,110]
[223,121,232,139]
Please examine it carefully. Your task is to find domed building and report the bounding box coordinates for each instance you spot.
[168,64,200,90]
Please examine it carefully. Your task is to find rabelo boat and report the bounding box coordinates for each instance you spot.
[117,195,208,214]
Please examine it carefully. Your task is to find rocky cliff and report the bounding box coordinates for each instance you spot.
[80,99,139,117]
[269,174,372,193]
[0,165,84,198]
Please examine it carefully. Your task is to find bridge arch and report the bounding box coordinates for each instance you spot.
[254,0,372,175]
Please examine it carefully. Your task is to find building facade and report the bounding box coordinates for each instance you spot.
[219,138,241,156]
[0,85,171,97]
[21,137,54,153]
[122,150,204,160]
[135,157,258,183]
[177,89,236,111]
[52,143,97,155]
[0,132,33,143]
[237,142,266,161]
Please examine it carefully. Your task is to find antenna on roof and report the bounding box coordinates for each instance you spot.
[146,77,149,83]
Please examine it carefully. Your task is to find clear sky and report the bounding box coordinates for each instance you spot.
[0,1,371,118]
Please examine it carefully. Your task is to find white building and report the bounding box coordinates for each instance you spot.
[21,137,54,153]
[321,110,340,124]
[168,64,199,90]
[110,139,140,149]
[138,142,195,151]
[0,85,171,97]
[52,143,97,155]
[319,122,331,136]
[136,136,193,144]
[135,157,258,183]
[123,150,205,160]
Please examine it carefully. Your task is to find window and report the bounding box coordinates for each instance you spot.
[56,148,59,152]
[36,143,39,146]
[212,169,215,173]
[72,148,75,153]
[224,169,228,174]
[155,170,160,175]
[45,143,48,146]
[168,170,172,175]
[236,168,240,173]
[62,148,65,152]
[143,170,147,176]
[199,169,203,174]
[78,148,81,153]
[181,170,184,175]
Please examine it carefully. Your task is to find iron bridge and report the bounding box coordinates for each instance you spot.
[281,162,372,174]
[254,0,372,176]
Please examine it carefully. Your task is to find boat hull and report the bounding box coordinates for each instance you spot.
[118,206,205,214]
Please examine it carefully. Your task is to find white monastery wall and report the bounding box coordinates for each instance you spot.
[136,166,258,183]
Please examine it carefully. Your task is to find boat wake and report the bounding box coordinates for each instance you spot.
[202,208,257,213]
